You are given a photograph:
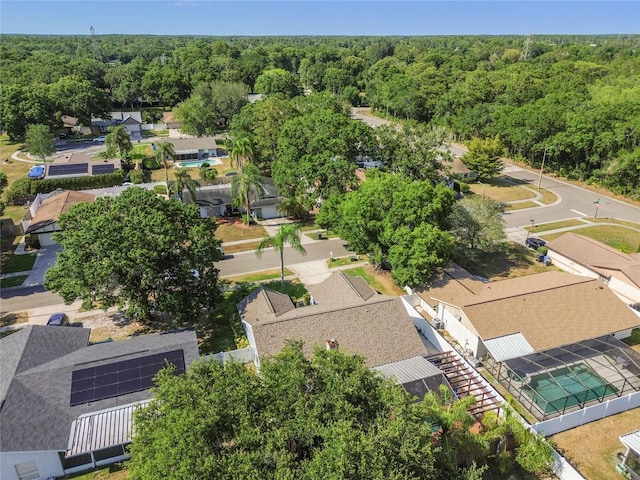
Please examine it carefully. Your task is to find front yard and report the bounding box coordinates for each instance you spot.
[215,218,267,242]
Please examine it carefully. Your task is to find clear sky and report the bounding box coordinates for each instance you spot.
[2,1,638,36]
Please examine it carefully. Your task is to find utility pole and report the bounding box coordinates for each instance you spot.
[537,147,547,189]
[520,34,532,61]
[90,26,102,62]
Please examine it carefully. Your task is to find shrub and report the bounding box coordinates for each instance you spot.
[129,170,144,184]
[5,178,33,204]
[537,246,548,256]
[143,157,161,170]
[31,171,125,194]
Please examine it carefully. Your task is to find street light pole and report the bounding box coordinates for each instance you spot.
[527,219,534,240]
[537,147,547,189]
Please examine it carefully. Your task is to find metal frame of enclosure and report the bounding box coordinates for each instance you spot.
[485,335,640,421]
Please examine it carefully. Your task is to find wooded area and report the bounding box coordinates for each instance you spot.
[1,34,638,198]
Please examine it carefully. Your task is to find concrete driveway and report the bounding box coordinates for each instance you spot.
[23,245,61,286]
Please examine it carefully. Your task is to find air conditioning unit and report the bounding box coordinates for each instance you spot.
[433,318,444,330]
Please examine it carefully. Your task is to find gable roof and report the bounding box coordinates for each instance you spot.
[419,269,640,351]
[249,297,427,367]
[237,287,296,323]
[26,190,95,233]
[308,271,376,306]
[547,233,640,288]
[0,328,199,452]
[168,137,218,153]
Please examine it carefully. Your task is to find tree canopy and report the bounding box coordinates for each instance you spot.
[461,136,506,181]
[449,196,506,254]
[24,124,55,163]
[318,171,455,287]
[45,188,222,323]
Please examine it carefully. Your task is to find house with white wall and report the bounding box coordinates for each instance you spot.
[0,326,199,480]
[546,232,640,306]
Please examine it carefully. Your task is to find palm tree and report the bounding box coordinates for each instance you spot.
[170,168,197,202]
[106,125,133,160]
[155,141,176,196]
[255,224,306,292]
[231,163,264,224]
[277,196,309,220]
[228,136,253,173]
[200,165,218,184]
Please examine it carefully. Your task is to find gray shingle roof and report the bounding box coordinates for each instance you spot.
[250,297,427,367]
[308,271,376,306]
[1,328,199,452]
[237,287,296,323]
[168,137,218,152]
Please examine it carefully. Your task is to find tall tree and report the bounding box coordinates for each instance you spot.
[155,141,176,195]
[462,136,506,181]
[228,136,253,173]
[127,342,443,480]
[44,188,222,324]
[255,223,306,291]
[449,196,506,253]
[0,172,7,217]
[231,162,264,224]
[24,124,55,163]
[106,125,133,161]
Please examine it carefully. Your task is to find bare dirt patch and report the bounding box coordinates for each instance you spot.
[75,311,144,343]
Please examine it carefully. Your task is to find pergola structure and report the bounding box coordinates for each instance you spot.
[485,335,640,421]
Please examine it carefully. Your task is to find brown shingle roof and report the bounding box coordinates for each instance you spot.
[237,287,296,324]
[26,191,95,233]
[464,279,640,350]
[419,267,640,351]
[547,233,640,287]
[251,297,427,367]
[308,271,376,306]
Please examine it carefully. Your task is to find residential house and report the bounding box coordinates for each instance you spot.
[162,111,181,130]
[91,111,143,139]
[444,156,478,180]
[168,137,220,163]
[237,271,431,369]
[546,232,640,306]
[414,265,640,425]
[620,430,640,480]
[0,326,199,480]
[183,177,284,220]
[25,191,95,246]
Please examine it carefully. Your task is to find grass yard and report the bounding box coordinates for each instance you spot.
[455,242,555,280]
[342,265,405,296]
[1,275,28,288]
[222,241,263,254]
[588,218,640,229]
[261,279,308,299]
[2,252,36,273]
[526,219,586,233]
[541,225,640,253]
[328,255,366,268]
[622,328,640,354]
[468,177,537,202]
[225,268,294,283]
[505,201,539,211]
[550,408,640,480]
[216,219,267,242]
[61,463,128,479]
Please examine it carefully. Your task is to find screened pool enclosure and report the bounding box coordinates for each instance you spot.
[485,335,640,420]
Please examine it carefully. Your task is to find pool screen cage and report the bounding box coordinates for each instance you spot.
[485,335,640,421]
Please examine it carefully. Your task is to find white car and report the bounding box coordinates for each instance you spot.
[93,135,107,143]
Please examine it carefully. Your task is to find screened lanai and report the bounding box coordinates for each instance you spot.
[485,335,640,421]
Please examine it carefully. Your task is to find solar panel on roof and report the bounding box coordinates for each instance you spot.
[92,164,115,175]
[70,349,185,406]
[48,163,89,176]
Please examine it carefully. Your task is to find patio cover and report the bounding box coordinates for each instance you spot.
[485,333,535,362]
[621,430,640,455]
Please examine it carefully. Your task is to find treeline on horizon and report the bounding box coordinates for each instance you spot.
[1,34,638,198]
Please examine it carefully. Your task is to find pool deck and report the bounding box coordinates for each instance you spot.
[175,157,224,168]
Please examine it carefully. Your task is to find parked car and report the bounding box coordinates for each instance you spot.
[27,165,46,180]
[525,237,546,250]
[47,313,69,326]
[93,135,107,143]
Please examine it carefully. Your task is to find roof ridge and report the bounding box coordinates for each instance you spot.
[258,296,397,326]
[463,276,596,307]
[337,270,368,299]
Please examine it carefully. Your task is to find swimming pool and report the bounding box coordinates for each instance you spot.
[523,363,616,414]
[176,158,223,168]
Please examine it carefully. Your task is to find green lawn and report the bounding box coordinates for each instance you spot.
[2,252,37,273]
[468,178,537,202]
[216,220,267,242]
[342,265,404,296]
[541,225,640,253]
[505,201,539,211]
[1,275,28,288]
[328,255,366,268]
[526,219,586,233]
[262,279,308,300]
[225,268,294,283]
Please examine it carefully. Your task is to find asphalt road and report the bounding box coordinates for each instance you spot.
[217,238,352,278]
[0,285,64,312]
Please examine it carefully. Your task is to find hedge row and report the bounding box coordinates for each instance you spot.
[6,171,125,204]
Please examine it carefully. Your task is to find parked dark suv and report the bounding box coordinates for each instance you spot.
[47,313,69,326]
[525,237,546,250]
